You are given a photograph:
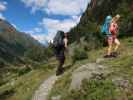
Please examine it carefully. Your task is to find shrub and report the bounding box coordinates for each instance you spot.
[61,79,120,100]
[17,66,31,76]
[72,47,88,64]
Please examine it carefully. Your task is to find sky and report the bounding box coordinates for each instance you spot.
[0,0,91,44]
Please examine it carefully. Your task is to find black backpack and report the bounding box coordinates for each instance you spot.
[53,31,64,48]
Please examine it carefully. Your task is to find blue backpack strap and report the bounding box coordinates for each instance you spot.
[101,15,112,35]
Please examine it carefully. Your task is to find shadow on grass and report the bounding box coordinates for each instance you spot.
[63,64,73,72]
[0,89,15,100]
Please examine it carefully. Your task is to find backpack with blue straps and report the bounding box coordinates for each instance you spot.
[101,15,112,36]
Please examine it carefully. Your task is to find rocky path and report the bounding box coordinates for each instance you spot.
[32,75,58,100]
[32,58,105,100]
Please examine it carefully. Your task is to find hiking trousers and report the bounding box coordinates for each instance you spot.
[54,46,65,70]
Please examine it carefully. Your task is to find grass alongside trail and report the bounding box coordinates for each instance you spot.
[47,57,90,100]
[48,37,133,100]
[0,64,55,100]
[59,79,120,100]
[1,37,132,100]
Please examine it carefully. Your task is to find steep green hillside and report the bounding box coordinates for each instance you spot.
[0,19,44,65]
[48,0,133,99]
[69,0,133,43]
[48,37,133,100]
[0,18,54,99]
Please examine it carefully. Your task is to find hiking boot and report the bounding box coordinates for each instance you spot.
[104,55,112,58]
[111,52,118,58]
[56,68,64,76]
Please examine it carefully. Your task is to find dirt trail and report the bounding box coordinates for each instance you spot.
[32,75,58,100]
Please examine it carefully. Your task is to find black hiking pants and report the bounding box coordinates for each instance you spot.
[54,45,65,71]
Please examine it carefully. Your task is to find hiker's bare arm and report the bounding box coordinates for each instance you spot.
[64,38,68,48]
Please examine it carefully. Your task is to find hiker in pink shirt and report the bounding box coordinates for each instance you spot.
[109,14,121,57]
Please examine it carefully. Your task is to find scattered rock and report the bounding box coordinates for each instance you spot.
[51,95,61,100]
[112,77,132,90]
[70,63,110,90]
[96,58,104,64]
[10,79,15,86]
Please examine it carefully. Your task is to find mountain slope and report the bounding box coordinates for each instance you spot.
[69,0,133,43]
[0,19,55,99]
[0,19,43,65]
[48,37,133,100]
[47,0,133,99]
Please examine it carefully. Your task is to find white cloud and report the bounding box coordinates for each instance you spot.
[0,1,7,12]
[25,31,50,44]
[0,1,7,20]
[39,16,81,42]
[11,23,17,29]
[34,27,42,32]
[25,15,81,43]
[31,34,46,43]
[25,29,55,43]
[25,27,43,34]
[46,0,80,16]
[24,27,45,43]
[21,0,90,43]
[21,0,48,13]
[32,33,56,44]
[41,16,80,32]
[21,0,90,16]
[46,0,90,16]
[0,13,5,20]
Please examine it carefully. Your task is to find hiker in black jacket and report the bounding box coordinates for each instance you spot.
[53,31,68,76]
